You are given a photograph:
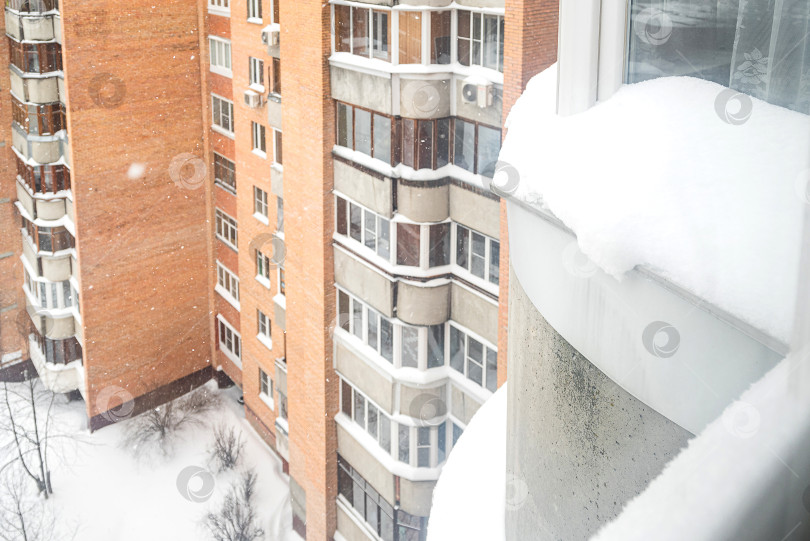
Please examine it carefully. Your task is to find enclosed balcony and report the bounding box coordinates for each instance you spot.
[8,38,62,74]
[5,11,57,41]
[9,68,60,103]
[12,123,64,163]
[5,0,59,14]
[15,153,70,193]
[12,94,65,136]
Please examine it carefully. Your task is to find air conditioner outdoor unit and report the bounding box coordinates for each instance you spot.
[261,24,280,47]
[461,78,493,108]
[244,89,263,108]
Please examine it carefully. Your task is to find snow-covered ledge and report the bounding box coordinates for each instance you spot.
[28,335,84,396]
[497,65,810,435]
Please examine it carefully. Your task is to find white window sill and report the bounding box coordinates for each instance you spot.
[273,293,286,310]
[211,124,235,140]
[271,162,283,172]
[249,83,266,93]
[209,67,233,78]
[275,417,289,434]
[220,345,242,369]
[259,392,275,411]
[252,148,267,159]
[247,17,263,25]
[257,333,273,351]
[207,6,230,17]
[256,275,271,289]
[253,212,269,225]
[275,230,284,240]
[215,285,241,312]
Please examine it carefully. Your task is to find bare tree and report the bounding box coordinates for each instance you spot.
[0,375,56,498]
[0,467,54,541]
[205,469,265,541]
[209,424,244,473]
[125,385,221,457]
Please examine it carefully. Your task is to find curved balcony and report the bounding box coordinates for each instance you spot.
[15,152,70,194]
[12,123,65,164]
[5,11,57,41]
[27,333,83,394]
[20,214,74,255]
[5,0,59,13]
[9,69,60,103]
[12,93,64,135]
[8,38,62,74]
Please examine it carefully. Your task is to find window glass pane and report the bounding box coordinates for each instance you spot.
[354,392,366,426]
[436,118,450,168]
[477,125,501,177]
[427,324,444,368]
[336,5,352,53]
[352,7,369,56]
[367,309,379,350]
[402,119,415,168]
[486,349,498,393]
[438,421,446,463]
[337,103,353,148]
[338,462,353,502]
[352,477,365,514]
[449,326,464,373]
[417,120,433,170]
[452,423,463,445]
[366,492,379,532]
[367,403,379,439]
[483,15,500,70]
[339,290,351,331]
[342,380,353,415]
[428,223,450,267]
[400,326,419,368]
[399,11,422,64]
[471,232,486,278]
[467,338,483,385]
[373,115,391,164]
[354,108,372,155]
[396,223,421,266]
[349,203,362,242]
[457,11,470,66]
[456,225,469,270]
[398,425,410,463]
[377,217,390,259]
[380,318,394,363]
[372,11,390,61]
[489,240,500,286]
[453,119,475,172]
[472,12,482,65]
[352,299,363,339]
[431,11,451,64]
[336,196,347,236]
[379,415,391,454]
[380,505,394,541]
[417,428,431,467]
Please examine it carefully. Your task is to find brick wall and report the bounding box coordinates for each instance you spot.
[499,0,559,385]
[60,0,212,419]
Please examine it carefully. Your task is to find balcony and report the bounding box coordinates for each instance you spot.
[5,11,57,41]
[8,38,62,74]
[27,333,83,394]
[12,94,65,136]
[5,0,59,13]
[12,123,65,163]
[9,69,60,103]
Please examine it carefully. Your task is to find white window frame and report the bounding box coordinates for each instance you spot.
[257,309,273,350]
[253,186,269,224]
[217,315,242,367]
[215,209,238,251]
[271,128,282,168]
[277,264,286,296]
[208,0,230,16]
[256,250,271,289]
[251,121,267,158]
[335,195,391,264]
[213,152,236,193]
[276,196,284,234]
[208,36,232,77]
[448,322,498,393]
[211,94,234,136]
[249,56,264,91]
[259,368,275,409]
[247,0,262,22]
[215,261,240,310]
[453,223,499,287]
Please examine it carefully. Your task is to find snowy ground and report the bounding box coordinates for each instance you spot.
[0,380,294,541]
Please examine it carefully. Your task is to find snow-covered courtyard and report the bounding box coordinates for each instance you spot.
[0,379,294,541]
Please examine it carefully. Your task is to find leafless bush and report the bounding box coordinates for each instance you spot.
[0,468,54,541]
[205,469,264,541]
[209,425,244,473]
[125,386,221,457]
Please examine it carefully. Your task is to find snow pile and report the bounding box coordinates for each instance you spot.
[427,384,507,541]
[592,353,810,540]
[499,66,810,343]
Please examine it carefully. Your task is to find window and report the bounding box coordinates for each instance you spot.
[455,224,499,285]
[217,317,241,362]
[208,37,232,76]
[341,379,392,454]
[254,186,268,219]
[259,369,273,401]
[216,262,240,304]
[278,390,288,421]
[12,96,65,136]
[450,324,498,392]
[334,6,390,62]
[211,95,234,134]
[252,122,266,155]
[272,0,280,25]
[431,11,452,64]
[272,129,282,165]
[338,456,397,541]
[336,103,392,165]
[398,11,422,64]
[396,223,420,266]
[258,309,272,340]
[213,153,236,192]
[452,119,501,177]
[249,57,264,88]
[270,57,281,95]
[208,0,229,13]
[277,264,286,295]
[401,118,451,171]
[247,0,261,21]
[457,11,504,72]
[256,250,271,284]
[337,290,394,364]
[215,209,238,250]
[276,197,284,232]
[335,196,390,259]
[429,223,450,267]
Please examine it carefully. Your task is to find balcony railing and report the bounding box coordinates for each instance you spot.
[5,0,58,13]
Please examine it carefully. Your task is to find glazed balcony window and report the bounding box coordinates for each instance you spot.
[452,119,501,177]
[16,156,70,193]
[11,95,65,136]
[398,10,451,65]
[455,224,499,286]
[8,39,62,74]
[336,102,392,165]
[401,118,450,170]
[29,278,74,310]
[457,11,504,72]
[22,218,74,252]
[213,153,236,193]
[31,334,81,365]
[6,0,59,12]
[335,5,390,62]
[627,0,810,114]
